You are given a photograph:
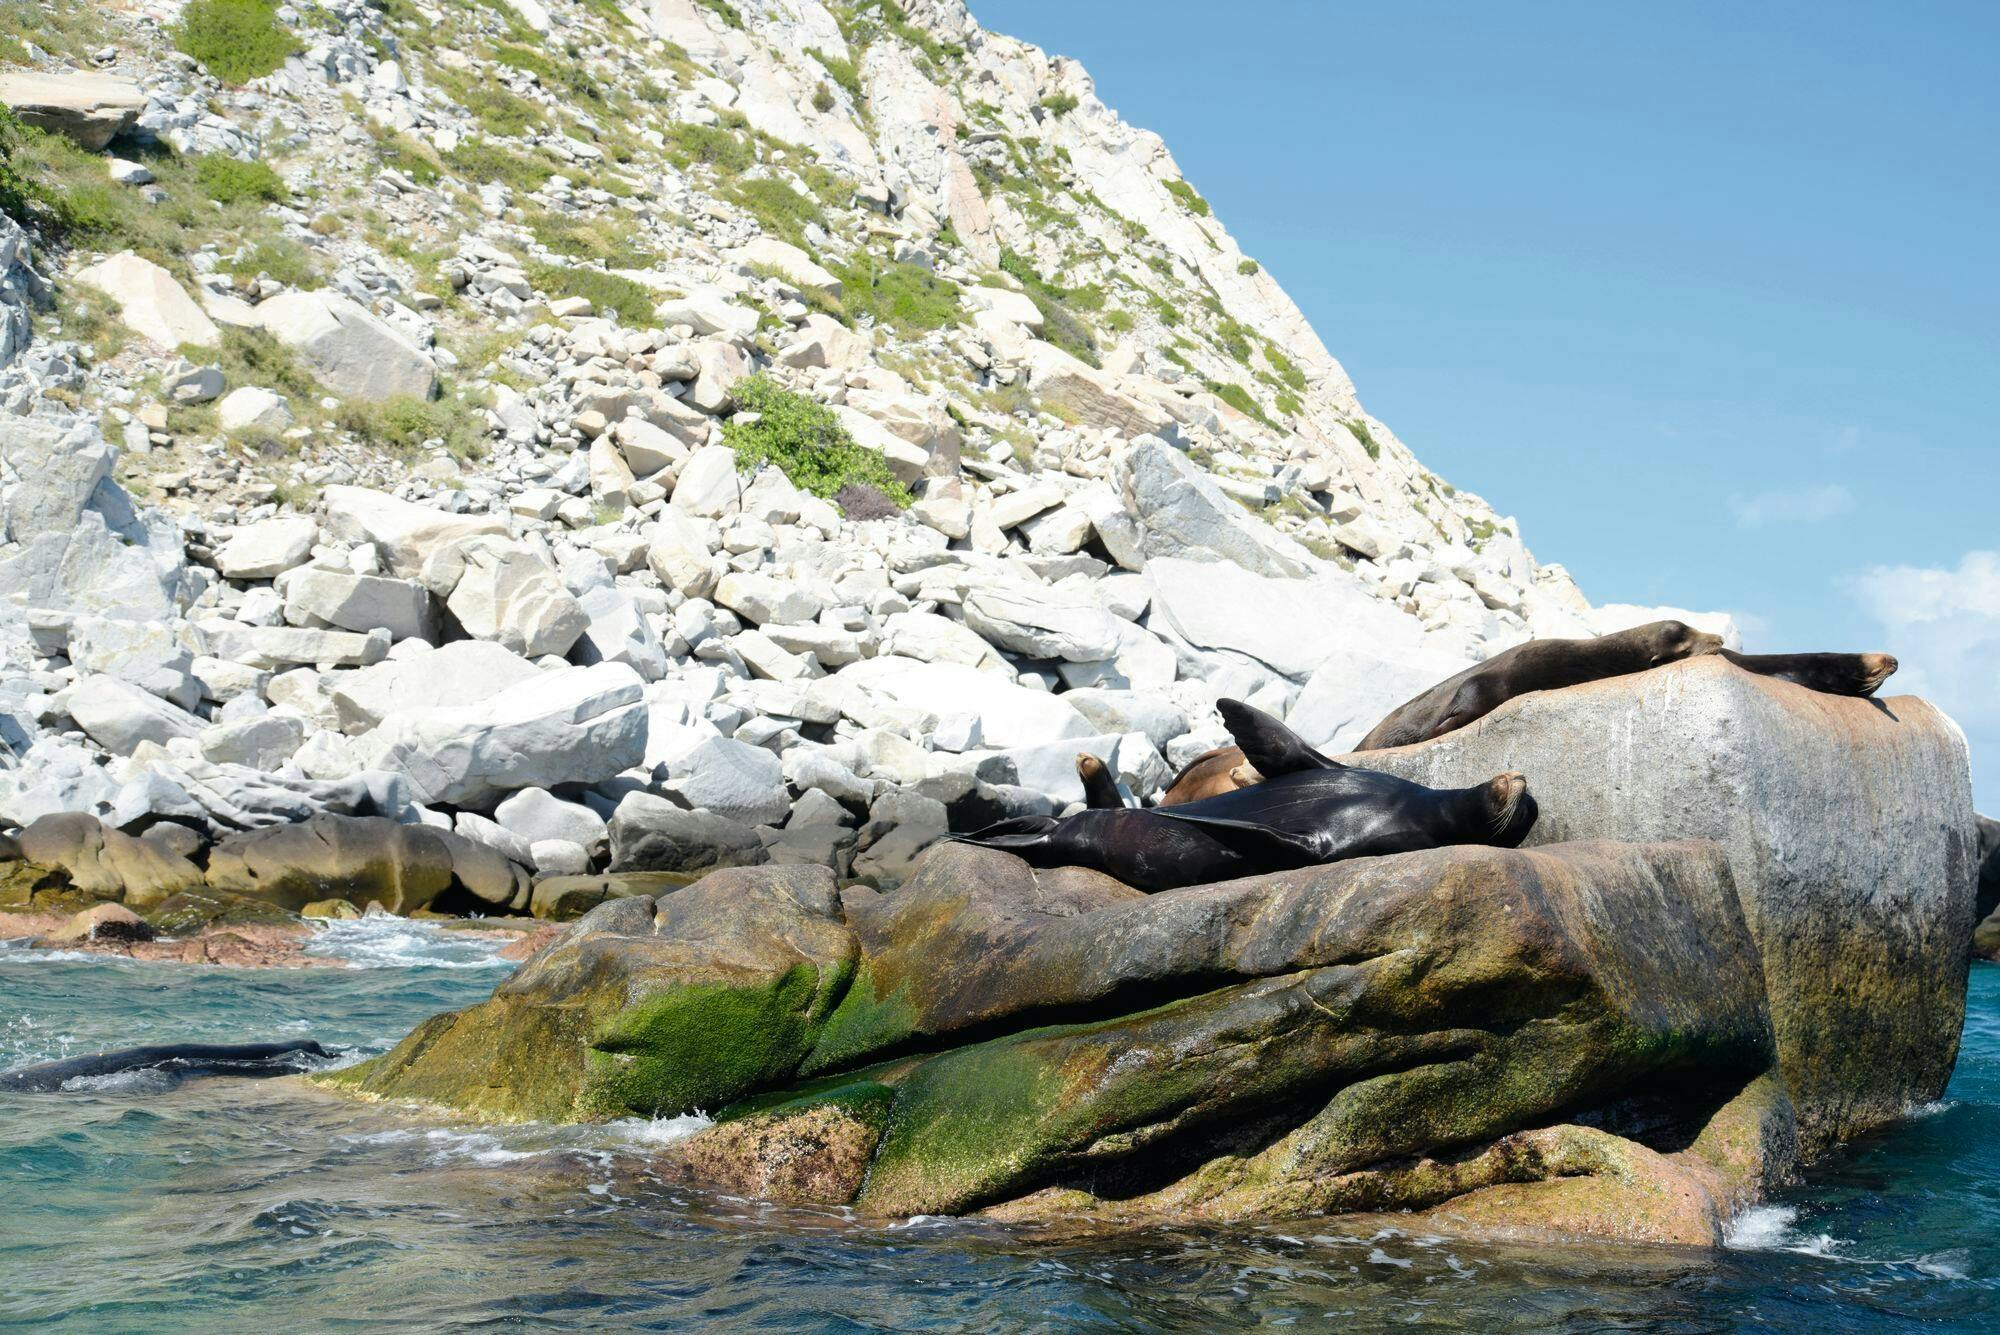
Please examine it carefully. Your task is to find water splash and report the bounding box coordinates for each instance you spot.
[303,915,519,970]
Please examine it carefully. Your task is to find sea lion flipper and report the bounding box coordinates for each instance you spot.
[952,815,1061,851]
[1152,810,1326,868]
[1075,753,1127,810]
[1216,698,1343,776]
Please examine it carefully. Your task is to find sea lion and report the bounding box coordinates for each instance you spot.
[1360,620,1728,752]
[962,700,1536,892]
[1718,649,1898,698]
[1166,626,1896,804]
[1156,746,1263,807]
[0,1040,337,1093]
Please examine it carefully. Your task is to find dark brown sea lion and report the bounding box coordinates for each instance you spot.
[1359,620,1728,752]
[1718,650,1899,698]
[960,700,1536,892]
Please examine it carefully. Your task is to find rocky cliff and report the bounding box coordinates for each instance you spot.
[0,0,1729,896]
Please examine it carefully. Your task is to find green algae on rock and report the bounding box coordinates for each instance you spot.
[324,839,1795,1243]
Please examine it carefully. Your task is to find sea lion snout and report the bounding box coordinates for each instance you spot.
[1481,772,1537,845]
[1861,653,1899,690]
[1690,631,1727,656]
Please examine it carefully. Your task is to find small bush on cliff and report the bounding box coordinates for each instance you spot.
[1344,418,1382,460]
[1164,178,1210,217]
[174,0,298,86]
[195,154,286,205]
[838,255,960,334]
[725,375,911,506]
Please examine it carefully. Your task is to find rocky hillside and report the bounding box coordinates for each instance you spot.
[0,0,1722,898]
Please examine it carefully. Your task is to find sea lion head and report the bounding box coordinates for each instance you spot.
[1645,620,1727,666]
[1858,652,1900,695]
[1477,771,1538,847]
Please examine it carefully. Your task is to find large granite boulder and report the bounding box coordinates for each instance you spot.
[254,289,436,403]
[328,839,1794,1244]
[352,662,648,808]
[3,812,203,910]
[0,71,145,149]
[1352,653,1977,1157]
[73,252,220,351]
[205,814,529,914]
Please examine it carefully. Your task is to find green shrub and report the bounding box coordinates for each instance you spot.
[729,177,826,245]
[1206,380,1275,429]
[1265,344,1307,392]
[173,0,298,85]
[223,237,315,287]
[335,392,486,460]
[432,65,545,138]
[995,249,1099,366]
[813,84,836,113]
[695,0,744,28]
[838,255,960,334]
[195,154,287,205]
[1040,92,1079,118]
[0,110,64,232]
[724,375,911,505]
[1163,178,1210,217]
[1237,258,1259,276]
[496,43,603,104]
[1343,418,1381,460]
[445,139,554,191]
[666,123,753,174]
[808,47,862,99]
[528,263,659,325]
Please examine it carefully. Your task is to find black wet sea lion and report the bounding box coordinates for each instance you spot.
[0,1040,337,1093]
[961,700,1536,892]
[1359,620,1728,751]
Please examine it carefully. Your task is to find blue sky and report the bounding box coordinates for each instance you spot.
[982,0,2000,807]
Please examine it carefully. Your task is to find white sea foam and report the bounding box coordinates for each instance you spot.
[303,914,517,970]
[1724,1205,1846,1257]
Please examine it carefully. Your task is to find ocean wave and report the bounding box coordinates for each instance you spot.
[1725,1205,1970,1278]
[337,1113,713,1167]
[303,916,519,971]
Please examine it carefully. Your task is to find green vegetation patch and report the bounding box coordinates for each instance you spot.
[837,254,960,335]
[1206,380,1276,430]
[445,138,557,192]
[1164,177,1211,217]
[528,262,658,325]
[174,0,299,85]
[694,0,745,28]
[665,122,754,174]
[582,963,843,1118]
[1040,91,1079,118]
[997,249,1099,367]
[495,42,604,105]
[334,392,486,461]
[195,154,287,205]
[728,176,826,245]
[725,375,912,506]
[1238,258,1260,276]
[807,46,862,99]
[1344,418,1382,460]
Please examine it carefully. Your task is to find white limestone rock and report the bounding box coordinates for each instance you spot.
[352,662,648,809]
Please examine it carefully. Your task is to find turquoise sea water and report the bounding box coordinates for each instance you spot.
[1,923,1994,1332]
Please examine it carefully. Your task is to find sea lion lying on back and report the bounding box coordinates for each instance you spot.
[1147,623,1898,806]
[0,1040,336,1093]
[967,700,1536,892]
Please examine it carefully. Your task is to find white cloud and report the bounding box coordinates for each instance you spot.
[1728,483,1856,529]
[1847,553,2000,800]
